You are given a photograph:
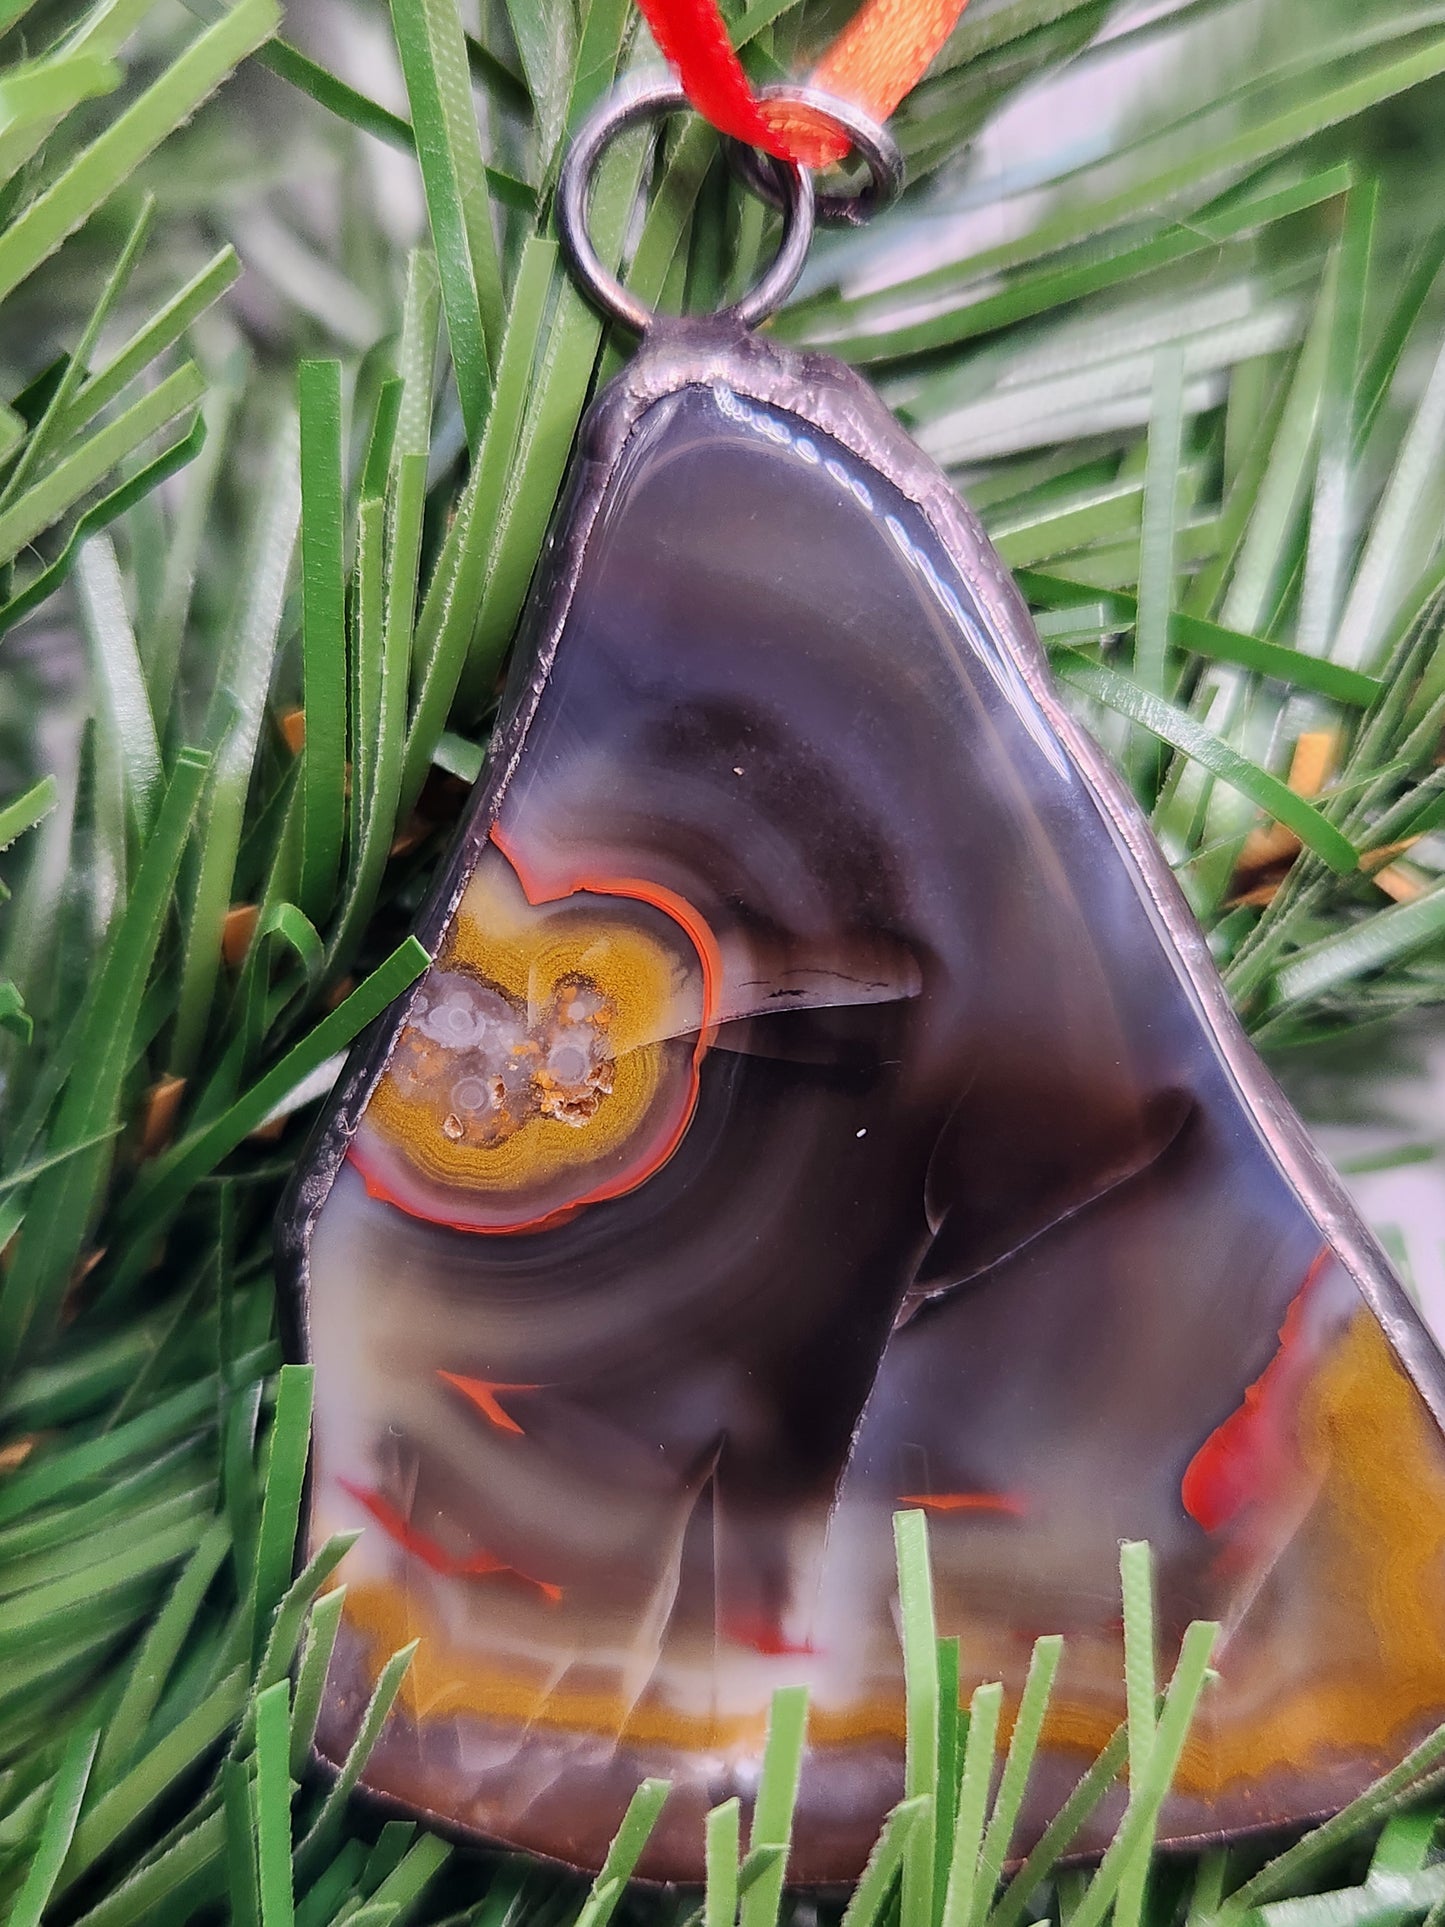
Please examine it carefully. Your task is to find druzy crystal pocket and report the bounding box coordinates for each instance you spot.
[281,324,1445,1883]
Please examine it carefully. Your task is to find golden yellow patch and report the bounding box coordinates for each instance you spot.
[366,840,706,1209]
[322,1310,1445,1799]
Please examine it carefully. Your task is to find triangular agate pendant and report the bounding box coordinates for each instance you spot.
[281,322,1445,1883]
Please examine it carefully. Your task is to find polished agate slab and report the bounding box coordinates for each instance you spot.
[281,323,1445,1883]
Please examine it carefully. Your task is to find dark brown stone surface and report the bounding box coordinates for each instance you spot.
[285,334,1445,1883]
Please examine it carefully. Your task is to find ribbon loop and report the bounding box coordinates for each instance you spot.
[634,0,968,167]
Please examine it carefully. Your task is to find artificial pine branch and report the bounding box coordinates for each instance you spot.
[1,0,1444,1919]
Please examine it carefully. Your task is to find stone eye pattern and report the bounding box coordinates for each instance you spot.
[349,837,712,1234]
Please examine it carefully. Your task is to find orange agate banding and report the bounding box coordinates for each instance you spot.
[352,832,724,1233]
[490,822,722,1049]
[722,1612,819,1656]
[437,1370,539,1435]
[899,1491,1028,1517]
[339,1478,563,1602]
[1182,1247,1331,1532]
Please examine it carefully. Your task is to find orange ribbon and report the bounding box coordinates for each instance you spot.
[633,0,969,165]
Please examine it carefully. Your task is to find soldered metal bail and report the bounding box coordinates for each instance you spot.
[554,74,903,336]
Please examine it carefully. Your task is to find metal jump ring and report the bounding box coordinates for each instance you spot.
[725,85,904,227]
[556,76,816,336]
